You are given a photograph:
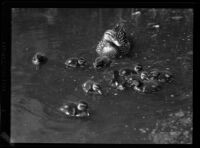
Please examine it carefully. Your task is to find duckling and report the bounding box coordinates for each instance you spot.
[157,70,173,83]
[76,101,90,117]
[65,57,79,68]
[119,67,136,77]
[133,64,143,73]
[65,57,87,68]
[108,70,127,90]
[59,102,77,117]
[32,52,48,70]
[125,76,141,88]
[140,71,150,80]
[141,80,161,93]
[133,82,144,93]
[82,80,103,95]
[59,101,90,118]
[93,56,112,69]
[77,57,87,67]
[148,69,161,80]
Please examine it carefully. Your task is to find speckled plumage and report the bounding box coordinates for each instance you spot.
[96,40,118,58]
[96,24,131,58]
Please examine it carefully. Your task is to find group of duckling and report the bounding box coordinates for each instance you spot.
[102,65,173,94]
[31,23,173,118]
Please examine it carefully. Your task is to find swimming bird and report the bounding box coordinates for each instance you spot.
[96,23,131,58]
[32,52,48,70]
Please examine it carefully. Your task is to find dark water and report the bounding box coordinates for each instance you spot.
[11,8,193,143]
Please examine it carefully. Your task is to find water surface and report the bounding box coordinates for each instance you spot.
[11,8,193,143]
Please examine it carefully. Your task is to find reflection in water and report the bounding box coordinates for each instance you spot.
[11,8,193,143]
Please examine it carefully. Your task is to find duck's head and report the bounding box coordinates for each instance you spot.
[140,71,149,80]
[92,83,102,95]
[134,64,143,73]
[103,30,121,47]
[78,57,87,66]
[65,57,79,68]
[32,55,39,65]
[59,103,77,116]
[77,101,88,111]
[32,52,47,65]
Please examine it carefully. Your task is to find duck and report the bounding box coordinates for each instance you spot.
[148,69,161,80]
[76,101,90,117]
[105,70,126,90]
[59,102,77,116]
[157,70,173,83]
[141,80,161,93]
[65,57,79,68]
[65,57,87,68]
[124,76,141,88]
[77,57,87,67]
[59,101,90,118]
[96,23,131,59]
[96,39,119,58]
[112,23,131,56]
[32,52,48,70]
[82,80,103,95]
[93,56,112,69]
[119,67,137,77]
